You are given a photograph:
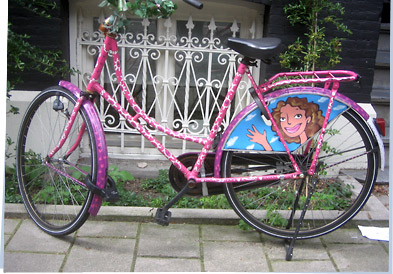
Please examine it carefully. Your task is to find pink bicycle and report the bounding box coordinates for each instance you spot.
[16,0,384,259]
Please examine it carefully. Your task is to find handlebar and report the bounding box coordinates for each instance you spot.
[183,0,203,9]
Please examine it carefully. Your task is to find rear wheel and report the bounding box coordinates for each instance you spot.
[16,87,97,236]
[222,109,378,239]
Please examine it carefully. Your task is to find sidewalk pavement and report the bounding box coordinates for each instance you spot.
[3,186,390,273]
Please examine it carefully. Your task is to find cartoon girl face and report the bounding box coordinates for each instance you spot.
[247,97,325,149]
[279,104,312,139]
[271,97,325,144]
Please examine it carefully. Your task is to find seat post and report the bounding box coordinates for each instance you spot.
[241,56,257,66]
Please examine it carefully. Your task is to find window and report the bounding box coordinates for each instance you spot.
[69,0,265,157]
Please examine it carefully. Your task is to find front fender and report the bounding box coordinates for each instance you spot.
[59,80,108,216]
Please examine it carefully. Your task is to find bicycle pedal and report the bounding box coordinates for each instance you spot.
[154,208,172,226]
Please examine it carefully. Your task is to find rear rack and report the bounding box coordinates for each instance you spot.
[259,70,360,92]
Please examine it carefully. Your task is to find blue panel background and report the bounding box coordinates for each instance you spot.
[224,94,348,151]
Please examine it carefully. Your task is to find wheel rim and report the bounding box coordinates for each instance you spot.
[16,89,96,234]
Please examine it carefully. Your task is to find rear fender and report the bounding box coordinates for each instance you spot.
[214,86,385,177]
[367,118,385,171]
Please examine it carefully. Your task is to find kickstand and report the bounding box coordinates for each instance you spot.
[284,176,317,261]
[154,180,192,226]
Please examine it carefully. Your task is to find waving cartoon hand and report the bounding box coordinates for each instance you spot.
[246,125,272,151]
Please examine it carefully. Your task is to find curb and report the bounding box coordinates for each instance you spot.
[4,204,242,225]
[5,189,389,227]
[4,173,389,227]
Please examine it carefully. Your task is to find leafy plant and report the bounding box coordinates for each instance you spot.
[7,27,73,92]
[8,1,75,95]
[5,135,16,160]
[141,169,170,192]
[107,180,147,206]
[5,165,23,203]
[280,0,352,71]
[102,166,143,206]
[318,127,342,175]
[98,0,177,32]
[11,0,57,19]
[100,0,177,18]
[108,165,135,182]
[238,219,253,231]
[265,208,289,227]
[5,150,45,203]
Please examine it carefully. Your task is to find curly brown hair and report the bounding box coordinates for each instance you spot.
[271,97,325,143]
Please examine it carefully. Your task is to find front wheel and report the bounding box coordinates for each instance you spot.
[222,109,378,239]
[16,87,97,236]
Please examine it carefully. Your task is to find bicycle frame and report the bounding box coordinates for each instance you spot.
[51,33,361,186]
[89,34,305,183]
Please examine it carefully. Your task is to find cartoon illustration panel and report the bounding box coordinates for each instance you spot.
[224,94,348,152]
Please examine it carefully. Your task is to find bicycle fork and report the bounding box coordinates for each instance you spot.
[47,96,85,160]
[45,93,119,203]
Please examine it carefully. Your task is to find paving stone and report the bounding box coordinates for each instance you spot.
[322,228,376,244]
[4,234,11,246]
[327,243,389,272]
[379,240,389,252]
[4,252,64,272]
[134,257,201,272]
[365,195,390,221]
[3,190,390,274]
[77,221,138,238]
[271,260,336,272]
[140,223,200,239]
[376,194,389,209]
[62,237,135,272]
[202,224,261,242]
[5,220,73,253]
[203,241,269,272]
[137,223,200,258]
[262,235,329,260]
[3,219,21,234]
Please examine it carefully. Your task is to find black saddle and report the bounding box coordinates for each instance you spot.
[227,37,282,61]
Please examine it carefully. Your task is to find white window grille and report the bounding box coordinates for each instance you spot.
[69,0,265,159]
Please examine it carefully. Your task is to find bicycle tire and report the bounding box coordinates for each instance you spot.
[16,87,97,236]
[222,106,378,240]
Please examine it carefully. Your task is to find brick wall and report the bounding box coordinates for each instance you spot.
[265,0,385,103]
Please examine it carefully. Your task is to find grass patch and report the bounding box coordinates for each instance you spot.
[5,165,354,211]
[5,164,360,231]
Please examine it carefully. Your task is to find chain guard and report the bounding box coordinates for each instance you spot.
[168,153,224,196]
